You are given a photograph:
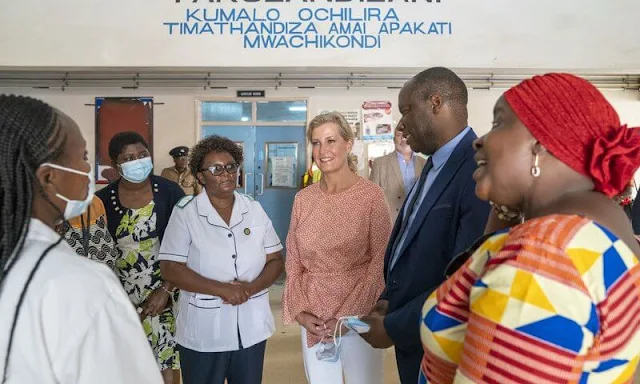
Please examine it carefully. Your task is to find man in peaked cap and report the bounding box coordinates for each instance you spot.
[161,146,202,196]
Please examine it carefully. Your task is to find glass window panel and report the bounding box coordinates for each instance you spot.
[265,142,298,188]
[202,101,252,122]
[201,125,224,138]
[256,101,307,122]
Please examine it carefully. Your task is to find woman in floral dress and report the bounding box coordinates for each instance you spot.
[96,131,184,384]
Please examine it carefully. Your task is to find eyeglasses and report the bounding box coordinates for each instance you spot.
[201,163,239,176]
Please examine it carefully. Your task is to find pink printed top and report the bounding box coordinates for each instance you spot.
[283,177,392,347]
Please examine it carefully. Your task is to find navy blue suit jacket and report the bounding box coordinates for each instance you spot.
[380,129,490,383]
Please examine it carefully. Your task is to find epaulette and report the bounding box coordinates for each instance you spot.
[176,196,195,208]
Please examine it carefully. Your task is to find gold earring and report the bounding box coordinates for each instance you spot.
[531,153,541,177]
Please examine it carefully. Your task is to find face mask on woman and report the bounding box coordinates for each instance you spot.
[40,163,94,220]
[119,157,153,183]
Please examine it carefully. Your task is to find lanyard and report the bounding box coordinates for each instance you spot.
[79,205,91,256]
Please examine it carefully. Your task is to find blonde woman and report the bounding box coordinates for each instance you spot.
[283,112,392,384]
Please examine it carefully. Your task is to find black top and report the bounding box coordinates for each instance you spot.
[96,174,185,242]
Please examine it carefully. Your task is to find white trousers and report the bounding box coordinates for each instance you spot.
[301,327,384,384]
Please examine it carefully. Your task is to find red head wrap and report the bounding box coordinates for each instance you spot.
[504,73,640,197]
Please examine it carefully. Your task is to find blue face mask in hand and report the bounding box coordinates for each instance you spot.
[315,316,360,362]
[119,157,153,183]
[316,339,340,362]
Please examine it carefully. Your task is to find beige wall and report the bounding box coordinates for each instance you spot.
[1,86,639,182]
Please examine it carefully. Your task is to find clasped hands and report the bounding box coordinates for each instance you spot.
[220,279,257,306]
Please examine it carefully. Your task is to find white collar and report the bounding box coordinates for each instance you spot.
[26,218,60,243]
[196,191,250,229]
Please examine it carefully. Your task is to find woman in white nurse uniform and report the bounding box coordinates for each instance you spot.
[159,135,284,384]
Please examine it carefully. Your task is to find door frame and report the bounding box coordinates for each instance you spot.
[195,97,310,139]
[195,97,312,180]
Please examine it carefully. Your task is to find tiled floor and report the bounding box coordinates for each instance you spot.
[263,283,401,384]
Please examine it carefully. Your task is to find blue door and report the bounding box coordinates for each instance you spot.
[200,100,307,255]
[254,125,306,251]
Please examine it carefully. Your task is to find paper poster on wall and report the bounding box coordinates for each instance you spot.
[367,142,396,160]
[266,142,298,188]
[318,109,361,138]
[362,101,393,142]
[271,156,295,188]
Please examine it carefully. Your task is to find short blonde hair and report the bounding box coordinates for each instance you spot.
[307,112,358,173]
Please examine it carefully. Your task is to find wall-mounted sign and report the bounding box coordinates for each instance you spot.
[237,90,266,97]
[1,1,639,70]
[362,101,393,141]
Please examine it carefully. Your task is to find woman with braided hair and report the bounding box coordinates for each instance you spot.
[0,95,162,384]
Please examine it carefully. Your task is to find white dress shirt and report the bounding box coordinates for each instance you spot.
[159,191,283,352]
[0,219,162,384]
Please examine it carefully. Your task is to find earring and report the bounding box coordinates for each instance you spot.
[531,153,541,177]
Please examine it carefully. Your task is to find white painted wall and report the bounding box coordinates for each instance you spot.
[1,0,639,70]
[1,86,639,183]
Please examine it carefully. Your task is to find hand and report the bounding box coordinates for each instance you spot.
[295,312,331,338]
[231,279,256,297]
[140,287,170,319]
[360,312,394,349]
[369,299,389,316]
[324,318,350,340]
[220,283,249,305]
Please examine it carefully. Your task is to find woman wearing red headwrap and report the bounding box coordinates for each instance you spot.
[418,73,640,384]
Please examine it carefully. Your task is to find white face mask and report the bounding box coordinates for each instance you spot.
[40,163,94,220]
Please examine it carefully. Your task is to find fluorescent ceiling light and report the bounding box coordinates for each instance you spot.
[241,116,249,121]
[289,106,307,112]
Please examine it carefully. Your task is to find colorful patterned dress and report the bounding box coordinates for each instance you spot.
[59,197,118,273]
[114,201,180,371]
[419,214,640,384]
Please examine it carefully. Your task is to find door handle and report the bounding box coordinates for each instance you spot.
[244,172,253,195]
[257,173,265,196]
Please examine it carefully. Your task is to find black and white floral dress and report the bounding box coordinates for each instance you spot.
[114,200,179,371]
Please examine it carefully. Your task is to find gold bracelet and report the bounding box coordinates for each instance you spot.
[160,285,173,295]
